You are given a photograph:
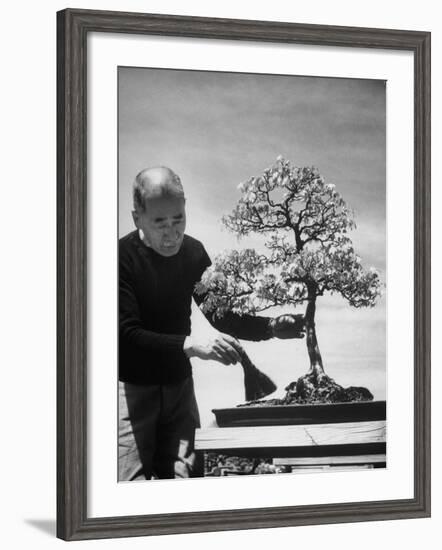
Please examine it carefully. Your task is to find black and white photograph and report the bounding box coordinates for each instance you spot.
[1,0,437,545]
[118,66,387,482]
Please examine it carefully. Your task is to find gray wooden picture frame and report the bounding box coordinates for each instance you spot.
[57,8,431,541]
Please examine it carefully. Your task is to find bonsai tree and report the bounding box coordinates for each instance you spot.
[195,156,382,404]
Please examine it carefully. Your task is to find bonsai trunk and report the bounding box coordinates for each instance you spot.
[280,284,373,404]
[238,284,374,407]
[304,294,325,382]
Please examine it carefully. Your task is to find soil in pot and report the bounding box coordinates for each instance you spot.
[238,370,373,408]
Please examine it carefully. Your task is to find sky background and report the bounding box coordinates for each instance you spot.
[118,67,386,427]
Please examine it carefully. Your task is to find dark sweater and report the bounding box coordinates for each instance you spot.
[119,230,272,385]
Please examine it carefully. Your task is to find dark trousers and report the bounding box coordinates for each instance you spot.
[118,376,203,481]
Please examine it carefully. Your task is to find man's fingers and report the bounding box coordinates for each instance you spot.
[274,327,306,339]
[215,339,241,364]
[200,333,243,365]
[221,335,244,356]
[211,349,231,365]
[211,339,236,364]
[272,314,306,339]
[277,314,305,327]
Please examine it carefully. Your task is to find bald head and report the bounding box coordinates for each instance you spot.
[133,166,185,212]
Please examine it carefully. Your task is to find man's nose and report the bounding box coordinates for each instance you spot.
[163,224,178,238]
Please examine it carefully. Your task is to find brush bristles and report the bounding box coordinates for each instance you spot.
[240,351,277,401]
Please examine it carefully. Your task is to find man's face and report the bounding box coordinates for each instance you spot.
[133,196,186,257]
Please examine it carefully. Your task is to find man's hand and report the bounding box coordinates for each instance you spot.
[270,314,305,339]
[183,333,244,365]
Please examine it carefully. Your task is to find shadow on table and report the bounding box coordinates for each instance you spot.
[24,519,56,536]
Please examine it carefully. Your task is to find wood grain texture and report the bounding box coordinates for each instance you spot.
[57,8,88,541]
[281,466,375,472]
[213,400,386,427]
[273,455,387,465]
[56,8,431,541]
[195,421,386,450]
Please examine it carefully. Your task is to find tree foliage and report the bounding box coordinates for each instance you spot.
[196,156,382,317]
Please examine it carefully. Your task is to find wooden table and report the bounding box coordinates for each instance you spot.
[195,420,386,471]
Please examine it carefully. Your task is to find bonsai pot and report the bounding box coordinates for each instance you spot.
[212,400,386,428]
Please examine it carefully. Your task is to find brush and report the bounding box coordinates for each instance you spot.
[239,349,277,401]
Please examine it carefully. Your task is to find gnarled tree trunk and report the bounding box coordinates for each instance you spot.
[303,282,326,382]
[281,282,373,404]
[304,294,325,381]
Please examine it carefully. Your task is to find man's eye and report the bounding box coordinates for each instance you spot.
[155,222,182,229]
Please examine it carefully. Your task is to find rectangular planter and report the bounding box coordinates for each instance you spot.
[212,400,386,427]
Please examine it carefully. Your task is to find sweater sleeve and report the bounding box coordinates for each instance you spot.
[195,293,273,341]
[192,245,273,342]
[119,254,186,353]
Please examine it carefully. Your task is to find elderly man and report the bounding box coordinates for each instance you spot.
[119,166,304,481]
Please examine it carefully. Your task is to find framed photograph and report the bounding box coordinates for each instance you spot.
[57,8,431,541]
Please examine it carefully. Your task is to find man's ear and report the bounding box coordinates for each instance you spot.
[131,210,139,228]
